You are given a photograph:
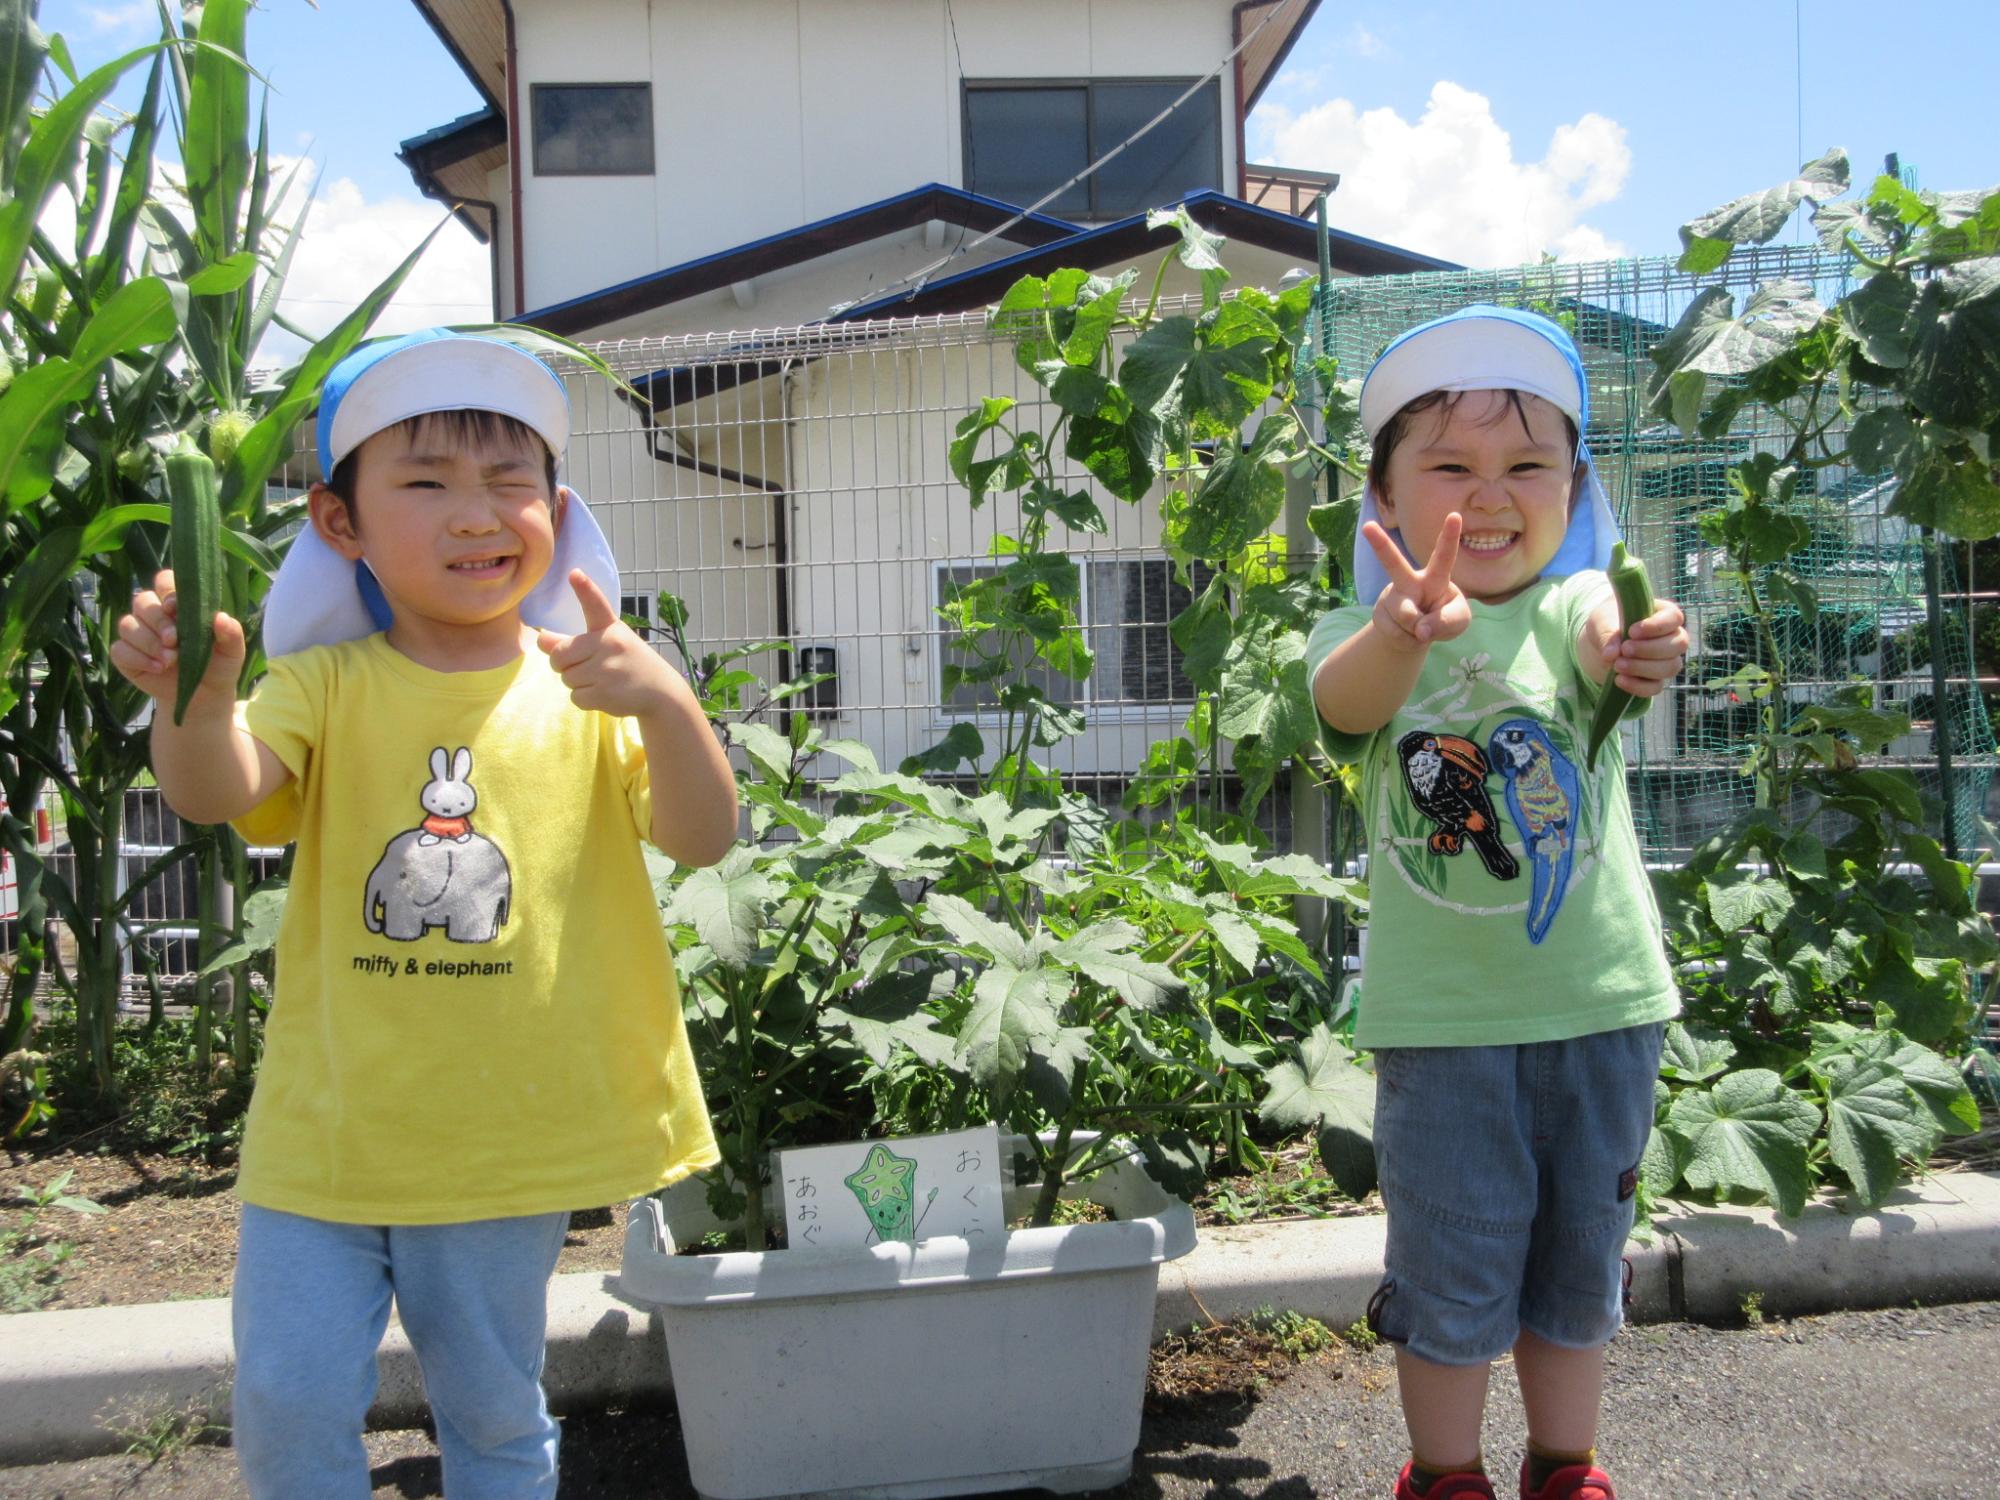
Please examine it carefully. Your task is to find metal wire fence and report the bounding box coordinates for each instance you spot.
[5,247,1995,1005]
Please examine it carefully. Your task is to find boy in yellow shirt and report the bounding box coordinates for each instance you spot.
[112,330,734,1497]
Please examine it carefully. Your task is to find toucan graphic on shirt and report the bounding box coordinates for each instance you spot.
[1395,730,1519,882]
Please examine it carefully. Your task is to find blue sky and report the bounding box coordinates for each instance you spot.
[44,0,1999,334]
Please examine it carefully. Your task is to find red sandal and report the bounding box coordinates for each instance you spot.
[1393,1463,1498,1499]
[1518,1460,1617,1500]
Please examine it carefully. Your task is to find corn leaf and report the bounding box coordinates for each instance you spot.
[0,0,48,184]
[221,216,448,514]
[0,41,161,306]
[183,0,249,263]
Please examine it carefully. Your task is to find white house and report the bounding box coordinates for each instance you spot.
[397,0,1449,788]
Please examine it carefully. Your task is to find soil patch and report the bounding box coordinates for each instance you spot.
[5,1132,1375,1314]
[2,1144,626,1313]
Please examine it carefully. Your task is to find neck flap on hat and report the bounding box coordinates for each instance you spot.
[260,486,622,658]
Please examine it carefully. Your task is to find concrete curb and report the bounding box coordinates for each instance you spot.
[2,1170,1996,1465]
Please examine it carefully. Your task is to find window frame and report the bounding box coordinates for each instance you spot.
[529,82,656,178]
[960,76,1224,222]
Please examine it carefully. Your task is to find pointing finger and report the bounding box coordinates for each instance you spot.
[569,569,619,633]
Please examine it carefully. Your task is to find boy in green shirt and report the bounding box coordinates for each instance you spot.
[1308,307,1688,1500]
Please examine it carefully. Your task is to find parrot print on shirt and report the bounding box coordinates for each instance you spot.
[1396,730,1519,882]
[1487,718,1579,944]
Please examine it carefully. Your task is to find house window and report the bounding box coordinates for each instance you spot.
[619,593,655,634]
[963,78,1222,220]
[531,84,654,176]
[1089,559,1215,705]
[935,559,1212,714]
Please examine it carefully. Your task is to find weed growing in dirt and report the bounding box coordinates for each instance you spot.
[1248,1306,1338,1362]
[101,1391,230,1464]
[1,1170,106,1312]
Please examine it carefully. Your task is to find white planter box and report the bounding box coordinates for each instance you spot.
[618,1137,1197,1500]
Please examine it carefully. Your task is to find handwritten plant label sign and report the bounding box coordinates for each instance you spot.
[776,1125,1004,1251]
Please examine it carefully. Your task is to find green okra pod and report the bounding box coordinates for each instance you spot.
[166,449,224,726]
[1585,541,1655,772]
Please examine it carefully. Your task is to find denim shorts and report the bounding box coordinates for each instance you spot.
[1367,1021,1664,1366]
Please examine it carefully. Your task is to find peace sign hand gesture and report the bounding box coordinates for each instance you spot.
[536,569,683,716]
[1365,513,1470,651]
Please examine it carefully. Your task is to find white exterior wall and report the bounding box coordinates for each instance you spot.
[780,342,1191,779]
[562,372,783,688]
[514,0,1240,314]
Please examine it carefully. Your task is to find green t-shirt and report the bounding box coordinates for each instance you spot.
[1306,572,1679,1048]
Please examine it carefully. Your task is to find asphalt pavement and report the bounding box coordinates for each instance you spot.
[4,1300,1995,1499]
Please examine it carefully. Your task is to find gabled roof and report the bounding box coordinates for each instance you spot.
[575,187,1452,412]
[411,0,506,112]
[1236,0,1321,113]
[834,189,1455,322]
[521,186,1451,343]
[519,185,1085,336]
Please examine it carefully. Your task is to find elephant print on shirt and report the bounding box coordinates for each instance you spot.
[363,746,512,943]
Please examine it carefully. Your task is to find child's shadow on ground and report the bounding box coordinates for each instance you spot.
[361,1379,1311,1499]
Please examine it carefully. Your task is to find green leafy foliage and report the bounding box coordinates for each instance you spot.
[1636,153,2000,1213]
[0,2,451,1114]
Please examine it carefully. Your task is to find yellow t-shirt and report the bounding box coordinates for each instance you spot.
[230,634,720,1224]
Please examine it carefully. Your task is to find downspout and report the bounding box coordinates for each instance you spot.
[468,200,504,319]
[502,0,526,317]
[1231,2,1255,197]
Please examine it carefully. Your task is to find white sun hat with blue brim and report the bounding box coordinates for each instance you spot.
[1351,304,1621,607]
[260,328,623,658]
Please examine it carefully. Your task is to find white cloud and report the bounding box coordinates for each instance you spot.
[1252,81,1631,267]
[1346,23,1389,60]
[84,3,152,34]
[261,162,494,364]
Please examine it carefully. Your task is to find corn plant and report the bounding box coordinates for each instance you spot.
[0,0,435,1113]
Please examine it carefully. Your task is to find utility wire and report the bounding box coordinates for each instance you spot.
[869,0,1299,307]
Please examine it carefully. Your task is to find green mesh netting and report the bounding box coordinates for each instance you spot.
[1313,247,1994,864]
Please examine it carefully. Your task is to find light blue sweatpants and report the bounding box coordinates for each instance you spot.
[231,1203,570,1499]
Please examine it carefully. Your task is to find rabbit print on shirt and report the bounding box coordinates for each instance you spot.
[363,746,513,943]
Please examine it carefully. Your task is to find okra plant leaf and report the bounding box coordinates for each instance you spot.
[666,847,780,968]
[958,956,1066,1106]
[1138,1130,1209,1203]
[823,972,958,1070]
[925,891,1034,969]
[1053,920,1185,1011]
[1205,907,1261,973]
[1665,1069,1820,1217]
